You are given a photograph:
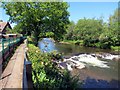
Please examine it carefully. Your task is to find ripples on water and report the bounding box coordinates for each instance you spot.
[38,38,119,88]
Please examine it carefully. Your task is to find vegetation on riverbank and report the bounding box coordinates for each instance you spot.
[63,8,119,50]
[27,43,81,89]
[61,39,120,51]
[111,46,120,52]
[60,40,84,45]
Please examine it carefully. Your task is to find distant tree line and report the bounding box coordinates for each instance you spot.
[64,8,120,49]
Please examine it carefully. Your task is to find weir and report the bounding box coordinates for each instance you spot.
[39,38,120,85]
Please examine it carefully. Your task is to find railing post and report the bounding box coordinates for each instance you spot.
[2,39,4,61]
[0,39,2,79]
[13,38,14,49]
[15,37,17,45]
[24,39,33,89]
[25,60,33,88]
[8,38,10,53]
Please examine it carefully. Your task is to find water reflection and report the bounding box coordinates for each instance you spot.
[81,77,120,88]
[38,38,115,55]
[38,38,57,52]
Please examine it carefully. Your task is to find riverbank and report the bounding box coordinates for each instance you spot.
[111,46,120,52]
[60,40,120,52]
[60,40,83,45]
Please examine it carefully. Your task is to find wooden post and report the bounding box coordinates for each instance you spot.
[24,39,33,89]
[25,60,33,89]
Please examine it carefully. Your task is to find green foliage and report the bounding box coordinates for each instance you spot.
[45,32,54,38]
[65,21,76,40]
[63,8,119,50]
[2,2,70,45]
[74,18,103,40]
[27,44,81,89]
[62,40,83,46]
[5,27,13,34]
[111,46,120,51]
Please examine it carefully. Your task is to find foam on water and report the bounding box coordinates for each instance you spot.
[102,54,120,60]
[70,54,109,68]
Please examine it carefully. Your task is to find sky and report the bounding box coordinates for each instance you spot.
[68,2,118,23]
[0,2,118,27]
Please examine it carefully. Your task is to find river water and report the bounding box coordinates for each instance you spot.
[38,38,120,88]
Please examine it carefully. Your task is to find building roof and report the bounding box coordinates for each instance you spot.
[0,22,12,32]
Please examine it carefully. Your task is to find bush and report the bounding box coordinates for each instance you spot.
[75,41,80,45]
[27,44,81,89]
[111,46,120,51]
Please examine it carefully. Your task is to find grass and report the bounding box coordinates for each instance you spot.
[62,40,84,45]
[111,46,120,52]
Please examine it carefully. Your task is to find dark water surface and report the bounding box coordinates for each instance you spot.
[38,38,120,88]
[38,38,117,54]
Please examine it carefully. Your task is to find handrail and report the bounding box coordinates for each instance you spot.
[0,37,33,89]
[0,36,26,82]
[0,37,26,64]
[0,38,30,89]
[2,43,25,88]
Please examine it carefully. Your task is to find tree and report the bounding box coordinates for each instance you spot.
[2,2,69,45]
[75,18,103,41]
[108,8,120,46]
[64,21,75,40]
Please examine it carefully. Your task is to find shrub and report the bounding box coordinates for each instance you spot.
[111,46,120,51]
[27,44,81,89]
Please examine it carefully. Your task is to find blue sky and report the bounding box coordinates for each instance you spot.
[0,2,118,27]
[68,2,118,23]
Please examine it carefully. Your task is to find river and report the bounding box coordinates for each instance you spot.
[38,38,120,88]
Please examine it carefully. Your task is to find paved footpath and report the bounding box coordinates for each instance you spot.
[0,43,25,89]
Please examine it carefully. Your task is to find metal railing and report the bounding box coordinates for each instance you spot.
[0,36,26,65]
[1,37,20,54]
[0,37,33,89]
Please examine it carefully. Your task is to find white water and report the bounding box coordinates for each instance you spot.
[65,54,110,68]
[79,54,109,68]
[102,54,119,60]
[66,63,73,71]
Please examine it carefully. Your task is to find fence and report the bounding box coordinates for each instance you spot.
[0,36,26,68]
[0,38,33,89]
